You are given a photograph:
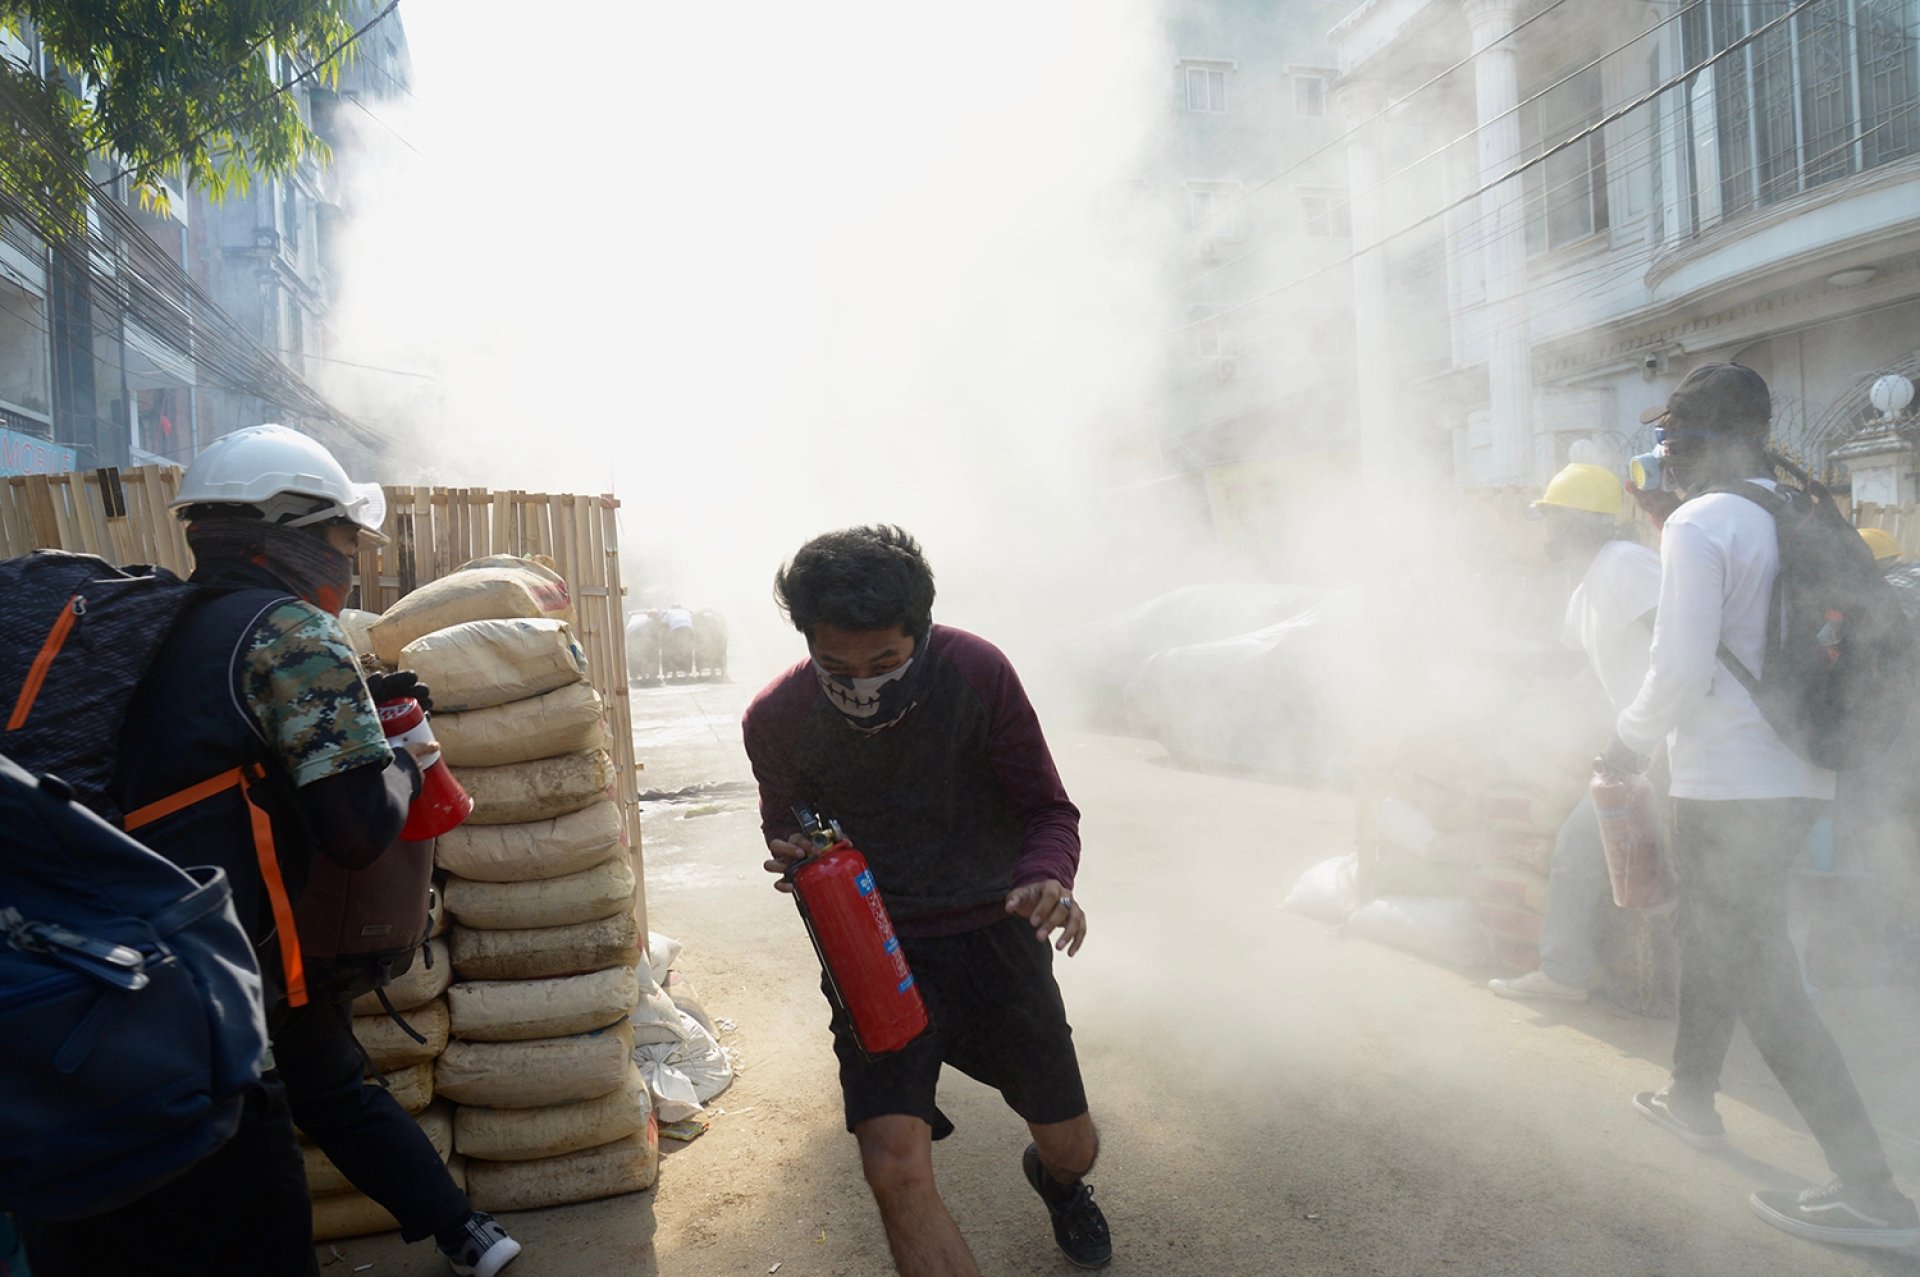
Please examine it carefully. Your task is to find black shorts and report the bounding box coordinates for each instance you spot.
[827,913,1089,1140]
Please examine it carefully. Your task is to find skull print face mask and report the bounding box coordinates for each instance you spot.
[812,624,934,733]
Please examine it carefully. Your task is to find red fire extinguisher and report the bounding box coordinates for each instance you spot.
[1590,763,1676,910]
[786,804,929,1056]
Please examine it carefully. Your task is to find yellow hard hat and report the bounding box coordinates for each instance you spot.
[1531,463,1623,518]
[1859,527,1902,563]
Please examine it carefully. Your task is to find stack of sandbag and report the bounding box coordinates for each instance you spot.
[306,892,459,1241]
[378,558,657,1210]
[1467,677,1613,972]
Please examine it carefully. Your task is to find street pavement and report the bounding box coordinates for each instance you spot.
[321,671,1920,1277]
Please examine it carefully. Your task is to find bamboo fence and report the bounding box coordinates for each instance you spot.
[2,467,641,916]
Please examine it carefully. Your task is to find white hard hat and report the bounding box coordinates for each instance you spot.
[172,424,387,541]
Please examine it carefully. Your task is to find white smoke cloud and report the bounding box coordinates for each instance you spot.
[322,0,1174,675]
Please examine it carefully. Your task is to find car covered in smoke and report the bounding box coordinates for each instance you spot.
[1041,582,1332,729]
[1121,588,1366,780]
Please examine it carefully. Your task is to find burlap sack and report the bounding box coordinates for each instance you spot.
[451,910,640,982]
[465,1127,659,1211]
[461,749,613,826]
[371,558,573,666]
[400,618,588,713]
[434,1021,636,1109]
[453,1064,650,1161]
[350,938,451,1015]
[435,799,622,884]
[350,996,450,1072]
[447,964,640,1043]
[434,681,607,768]
[444,854,634,931]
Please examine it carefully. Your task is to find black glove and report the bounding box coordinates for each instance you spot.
[1597,733,1649,779]
[367,669,433,715]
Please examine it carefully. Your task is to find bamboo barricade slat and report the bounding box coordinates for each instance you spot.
[1,468,642,892]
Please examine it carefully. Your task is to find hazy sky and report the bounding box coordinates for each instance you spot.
[326,0,1166,646]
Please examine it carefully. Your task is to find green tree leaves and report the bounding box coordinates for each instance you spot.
[0,0,364,222]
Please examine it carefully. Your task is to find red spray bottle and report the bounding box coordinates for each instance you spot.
[786,804,929,1056]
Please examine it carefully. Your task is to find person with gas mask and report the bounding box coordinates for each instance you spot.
[1489,463,1660,1005]
[1605,366,1919,1251]
[743,525,1109,1274]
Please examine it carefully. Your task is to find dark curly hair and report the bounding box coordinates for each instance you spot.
[774,524,936,639]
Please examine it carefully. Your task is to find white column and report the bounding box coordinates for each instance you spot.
[1339,79,1399,494]
[1464,0,1535,485]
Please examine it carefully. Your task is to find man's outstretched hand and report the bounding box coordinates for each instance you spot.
[1006,879,1087,957]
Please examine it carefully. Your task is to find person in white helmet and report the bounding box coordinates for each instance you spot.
[22,427,520,1277]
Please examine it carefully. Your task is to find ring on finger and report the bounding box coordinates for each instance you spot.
[1057,894,1074,912]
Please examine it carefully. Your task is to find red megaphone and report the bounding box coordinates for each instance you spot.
[377,696,474,840]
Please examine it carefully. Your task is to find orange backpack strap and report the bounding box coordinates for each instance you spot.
[7,594,82,731]
[124,762,308,1008]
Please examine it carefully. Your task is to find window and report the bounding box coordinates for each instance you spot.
[280,180,301,250]
[1290,68,1333,119]
[1187,182,1244,240]
[1519,65,1610,255]
[1680,0,1920,232]
[1187,307,1238,360]
[1180,59,1232,113]
[1298,188,1351,238]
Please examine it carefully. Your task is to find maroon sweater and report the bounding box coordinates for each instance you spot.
[743,625,1081,937]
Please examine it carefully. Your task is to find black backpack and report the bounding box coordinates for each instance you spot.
[0,753,268,1221]
[0,551,196,820]
[3,550,429,1011]
[1708,480,1916,771]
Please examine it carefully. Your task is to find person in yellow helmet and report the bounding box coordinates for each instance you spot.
[1527,462,1626,562]
[1494,463,1662,1004]
[1859,527,1902,565]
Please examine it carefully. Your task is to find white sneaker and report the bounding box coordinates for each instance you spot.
[1488,970,1588,1002]
[439,1212,521,1277]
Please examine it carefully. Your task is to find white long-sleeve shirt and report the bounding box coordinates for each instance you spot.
[1614,481,1834,801]
[1564,540,1661,714]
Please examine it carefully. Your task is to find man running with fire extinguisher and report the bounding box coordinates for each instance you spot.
[744,524,1110,1274]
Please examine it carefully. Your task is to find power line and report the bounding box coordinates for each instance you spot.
[1191,0,1702,289]
[105,0,404,189]
[0,75,388,446]
[1200,0,1578,232]
[1172,0,1821,336]
[340,89,421,154]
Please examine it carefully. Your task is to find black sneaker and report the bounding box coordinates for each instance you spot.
[438,1211,522,1277]
[1023,1142,1111,1269]
[1633,1087,1727,1150]
[1749,1178,1920,1251]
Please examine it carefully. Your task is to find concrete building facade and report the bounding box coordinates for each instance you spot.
[1135,0,1360,569]
[1332,0,1920,491]
[0,5,407,476]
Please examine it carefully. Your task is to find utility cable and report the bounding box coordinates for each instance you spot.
[1197,0,1577,233]
[1191,0,1704,288]
[102,0,404,188]
[1172,0,1820,335]
[0,71,388,444]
